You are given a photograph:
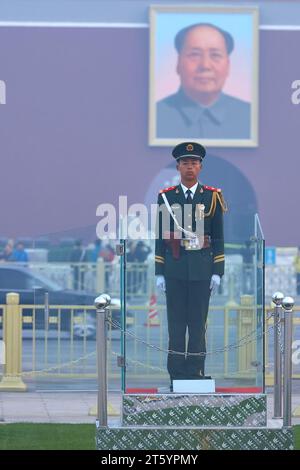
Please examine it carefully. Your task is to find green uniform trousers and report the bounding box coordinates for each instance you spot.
[165,277,211,380]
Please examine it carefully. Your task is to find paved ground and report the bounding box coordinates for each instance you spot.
[0,390,300,426]
[0,391,117,424]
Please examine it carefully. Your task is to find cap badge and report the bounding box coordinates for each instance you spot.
[186,144,194,152]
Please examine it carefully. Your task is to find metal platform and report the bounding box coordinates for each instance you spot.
[96,424,293,450]
[96,393,294,450]
[122,393,267,427]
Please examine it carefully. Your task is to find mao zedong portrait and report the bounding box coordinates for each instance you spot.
[156,23,250,139]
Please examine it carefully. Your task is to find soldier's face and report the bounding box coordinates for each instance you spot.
[177,158,202,181]
[177,26,230,99]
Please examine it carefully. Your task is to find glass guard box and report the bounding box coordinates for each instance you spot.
[119,215,265,394]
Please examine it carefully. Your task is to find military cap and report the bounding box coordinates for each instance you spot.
[172,142,206,162]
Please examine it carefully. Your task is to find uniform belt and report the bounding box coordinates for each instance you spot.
[164,232,211,259]
[180,235,211,249]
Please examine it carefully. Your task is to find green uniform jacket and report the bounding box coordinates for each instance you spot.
[155,183,226,281]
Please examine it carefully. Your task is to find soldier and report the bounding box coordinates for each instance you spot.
[155,142,227,388]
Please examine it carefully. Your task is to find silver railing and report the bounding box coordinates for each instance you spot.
[272,292,294,427]
[272,291,284,418]
[95,291,295,428]
[282,296,294,427]
[95,293,111,428]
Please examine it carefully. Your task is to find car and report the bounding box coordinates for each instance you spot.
[0,265,133,339]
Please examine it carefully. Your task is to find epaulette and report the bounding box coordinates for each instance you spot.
[159,186,177,194]
[203,185,221,193]
[204,186,228,215]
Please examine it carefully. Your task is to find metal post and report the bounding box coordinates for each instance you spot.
[238,295,255,377]
[95,293,111,427]
[96,258,105,293]
[272,292,284,418]
[282,296,294,427]
[44,292,49,331]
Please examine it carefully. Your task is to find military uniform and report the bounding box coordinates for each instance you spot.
[155,142,226,381]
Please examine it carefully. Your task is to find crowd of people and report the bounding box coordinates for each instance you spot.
[69,239,152,291]
[0,240,28,263]
[0,238,153,265]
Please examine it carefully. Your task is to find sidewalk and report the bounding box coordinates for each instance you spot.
[0,391,300,425]
[0,391,120,424]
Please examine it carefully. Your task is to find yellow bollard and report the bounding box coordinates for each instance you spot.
[88,402,119,417]
[293,405,300,417]
[223,299,239,378]
[0,293,27,391]
[238,295,256,378]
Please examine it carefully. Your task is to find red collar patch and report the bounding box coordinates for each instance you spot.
[203,185,221,193]
[159,186,177,194]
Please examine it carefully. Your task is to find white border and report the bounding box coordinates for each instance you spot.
[0,22,148,28]
[260,25,300,30]
[0,21,300,30]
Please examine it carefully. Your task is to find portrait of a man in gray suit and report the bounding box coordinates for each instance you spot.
[156,23,251,140]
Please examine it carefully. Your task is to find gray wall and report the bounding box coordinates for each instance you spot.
[0,1,300,245]
[1,0,300,25]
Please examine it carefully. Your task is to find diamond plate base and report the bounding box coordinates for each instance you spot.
[122,394,267,427]
[96,426,294,450]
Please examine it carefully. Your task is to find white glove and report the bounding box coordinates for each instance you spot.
[210,274,221,295]
[156,275,166,293]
